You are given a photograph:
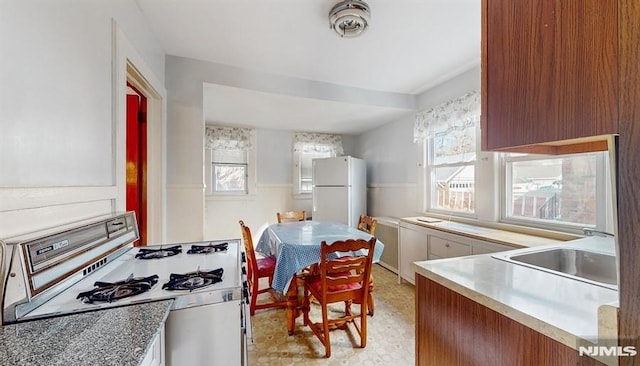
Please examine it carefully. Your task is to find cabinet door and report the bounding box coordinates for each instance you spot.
[482,0,618,151]
[140,323,165,366]
[399,225,429,285]
[166,301,241,366]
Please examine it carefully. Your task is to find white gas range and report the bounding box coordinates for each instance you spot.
[0,212,249,366]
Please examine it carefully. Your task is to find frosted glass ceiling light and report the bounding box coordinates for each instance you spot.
[329,0,371,38]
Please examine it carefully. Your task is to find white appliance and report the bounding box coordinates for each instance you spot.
[0,212,249,366]
[312,156,366,227]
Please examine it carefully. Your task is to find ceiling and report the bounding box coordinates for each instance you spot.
[136,0,481,135]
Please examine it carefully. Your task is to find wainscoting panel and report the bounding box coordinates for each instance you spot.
[375,217,399,273]
[367,183,419,219]
[166,184,205,243]
[0,186,116,238]
[204,184,311,240]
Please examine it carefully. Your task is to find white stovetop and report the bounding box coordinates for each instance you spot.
[26,239,241,320]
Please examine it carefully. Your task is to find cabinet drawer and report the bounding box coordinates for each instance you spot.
[430,237,471,258]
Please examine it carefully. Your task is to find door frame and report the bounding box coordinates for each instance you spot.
[113,21,167,244]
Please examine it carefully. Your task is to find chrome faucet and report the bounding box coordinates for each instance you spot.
[583,228,615,237]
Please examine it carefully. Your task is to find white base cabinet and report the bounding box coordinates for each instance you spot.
[398,223,429,285]
[140,323,165,366]
[429,236,472,259]
[398,221,513,284]
[166,300,241,366]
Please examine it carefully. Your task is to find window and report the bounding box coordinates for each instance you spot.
[211,148,247,193]
[298,148,332,193]
[503,152,609,229]
[415,91,480,215]
[293,132,343,195]
[205,126,254,195]
[427,123,477,213]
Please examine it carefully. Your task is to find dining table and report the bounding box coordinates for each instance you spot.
[255,220,385,335]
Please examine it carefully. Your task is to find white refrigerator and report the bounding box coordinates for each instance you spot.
[312,156,366,227]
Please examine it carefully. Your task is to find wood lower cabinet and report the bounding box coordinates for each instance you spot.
[482,0,619,152]
[415,275,605,366]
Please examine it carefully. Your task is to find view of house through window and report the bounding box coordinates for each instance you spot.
[211,149,248,193]
[205,126,253,196]
[417,93,608,231]
[429,123,477,213]
[504,153,602,226]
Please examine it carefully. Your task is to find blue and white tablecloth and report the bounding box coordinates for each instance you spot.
[255,221,385,293]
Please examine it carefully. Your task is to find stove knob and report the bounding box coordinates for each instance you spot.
[241,252,246,263]
[242,283,250,304]
[241,266,247,275]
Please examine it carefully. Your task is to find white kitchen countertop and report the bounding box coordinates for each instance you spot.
[412,236,618,359]
[401,216,568,249]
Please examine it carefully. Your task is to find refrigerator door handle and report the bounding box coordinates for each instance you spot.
[312,188,317,213]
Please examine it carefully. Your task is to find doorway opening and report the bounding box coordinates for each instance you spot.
[126,83,148,246]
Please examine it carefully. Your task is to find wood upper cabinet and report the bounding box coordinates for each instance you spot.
[481,0,619,153]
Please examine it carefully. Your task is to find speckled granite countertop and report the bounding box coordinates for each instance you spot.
[0,300,172,366]
[413,236,618,364]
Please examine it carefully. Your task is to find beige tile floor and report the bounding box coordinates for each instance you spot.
[247,265,415,365]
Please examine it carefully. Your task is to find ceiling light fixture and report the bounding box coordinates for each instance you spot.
[329,0,371,38]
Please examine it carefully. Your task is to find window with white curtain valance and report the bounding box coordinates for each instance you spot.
[205,126,254,150]
[204,126,255,195]
[293,132,344,155]
[292,132,343,195]
[413,90,480,142]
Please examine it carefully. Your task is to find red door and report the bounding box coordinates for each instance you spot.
[126,85,147,246]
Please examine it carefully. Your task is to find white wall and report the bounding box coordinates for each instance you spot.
[0,2,480,242]
[0,1,165,238]
[203,129,365,240]
[416,66,481,111]
[354,65,482,220]
[204,129,306,239]
[165,56,377,241]
[257,129,293,184]
[201,127,372,239]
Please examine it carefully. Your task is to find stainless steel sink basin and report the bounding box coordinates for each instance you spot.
[495,248,617,289]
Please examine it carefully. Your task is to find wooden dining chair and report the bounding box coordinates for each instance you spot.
[276,210,306,223]
[357,214,377,235]
[301,237,377,358]
[239,220,287,315]
[356,214,377,316]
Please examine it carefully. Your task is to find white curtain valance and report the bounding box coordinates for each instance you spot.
[413,90,480,142]
[205,126,253,150]
[293,132,344,155]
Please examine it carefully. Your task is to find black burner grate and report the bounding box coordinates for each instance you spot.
[77,274,159,303]
[162,268,224,292]
[135,245,182,260]
[187,242,228,254]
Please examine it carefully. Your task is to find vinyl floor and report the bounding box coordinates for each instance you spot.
[247,265,415,365]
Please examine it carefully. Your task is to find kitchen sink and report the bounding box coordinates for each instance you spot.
[494,248,617,290]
